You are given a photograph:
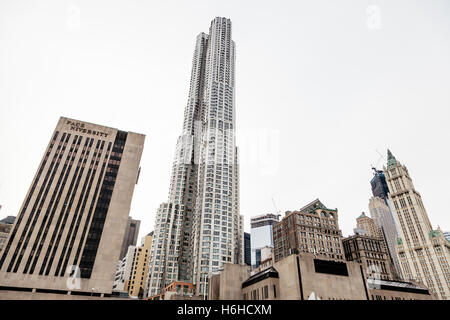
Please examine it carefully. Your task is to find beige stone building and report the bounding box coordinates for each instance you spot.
[384,150,450,300]
[356,212,381,238]
[126,233,153,298]
[209,264,251,300]
[343,213,395,280]
[273,199,345,263]
[0,117,145,299]
[209,253,435,300]
[343,233,392,280]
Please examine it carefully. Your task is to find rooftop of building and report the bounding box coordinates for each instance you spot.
[0,216,15,225]
[387,149,398,168]
[367,278,430,295]
[242,267,279,289]
[250,213,280,222]
[357,212,369,219]
[298,198,337,213]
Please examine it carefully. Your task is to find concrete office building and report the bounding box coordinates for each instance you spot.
[146,17,244,297]
[250,214,279,268]
[119,217,141,260]
[0,117,145,298]
[209,253,434,300]
[384,150,450,300]
[273,199,345,263]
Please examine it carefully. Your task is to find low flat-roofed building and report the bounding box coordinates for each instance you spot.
[367,278,433,300]
[209,264,251,300]
[209,253,436,300]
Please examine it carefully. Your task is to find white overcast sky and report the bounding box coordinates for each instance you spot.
[1,0,449,241]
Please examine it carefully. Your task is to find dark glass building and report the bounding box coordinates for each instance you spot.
[370,168,389,199]
[244,232,251,266]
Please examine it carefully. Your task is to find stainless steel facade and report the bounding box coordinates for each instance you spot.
[146,17,243,297]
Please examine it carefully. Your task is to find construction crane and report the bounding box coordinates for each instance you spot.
[271,197,282,219]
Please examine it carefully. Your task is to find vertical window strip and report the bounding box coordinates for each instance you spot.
[28,135,81,274]
[72,140,108,270]
[24,134,78,273]
[13,133,71,273]
[79,133,126,278]
[38,136,88,275]
[43,137,93,276]
[56,139,102,276]
[0,131,59,270]
[6,133,67,272]
[53,138,96,275]
[36,135,83,275]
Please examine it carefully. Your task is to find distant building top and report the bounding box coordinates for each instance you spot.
[299,199,337,213]
[387,149,398,168]
[250,213,280,228]
[357,212,368,220]
[353,228,367,236]
[370,168,389,199]
[0,216,15,225]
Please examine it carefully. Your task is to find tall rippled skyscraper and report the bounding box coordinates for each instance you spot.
[146,17,244,297]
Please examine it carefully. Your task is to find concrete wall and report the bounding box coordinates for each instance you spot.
[209,253,435,301]
[274,255,301,300]
[209,264,250,300]
[369,287,436,300]
[242,277,279,300]
[296,254,368,300]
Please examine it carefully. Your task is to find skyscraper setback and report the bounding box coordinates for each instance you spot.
[146,17,243,297]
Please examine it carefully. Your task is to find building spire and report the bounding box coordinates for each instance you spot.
[387,149,397,168]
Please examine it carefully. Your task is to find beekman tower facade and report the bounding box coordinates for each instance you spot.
[146,17,244,297]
